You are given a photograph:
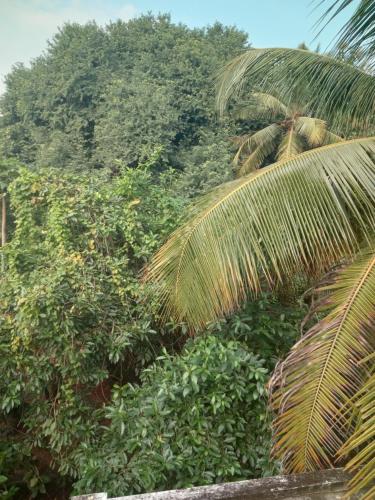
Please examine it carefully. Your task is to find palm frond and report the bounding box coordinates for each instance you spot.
[322,130,345,145]
[317,0,375,67]
[145,137,375,329]
[233,124,282,174]
[249,92,289,119]
[216,48,375,133]
[295,116,328,147]
[276,126,304,160]
[340,362,375,499]
[236,145,271,176]
[270,248,375,473]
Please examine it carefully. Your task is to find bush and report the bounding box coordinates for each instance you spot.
[209,292,306,371]
[0,157,183,496]
[72,335,274,496]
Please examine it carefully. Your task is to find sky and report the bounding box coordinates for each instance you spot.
[0,0,358,95]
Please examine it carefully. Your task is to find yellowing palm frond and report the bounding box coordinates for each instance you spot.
[294,116,328,147]
[233,92,288,121]
[236,145,271,176]
[216,48,375,133]
[340,363,375,499]
[145,137,375,329]
[233,124,282,174]
[270,249,375,473]
[276,126,304,160]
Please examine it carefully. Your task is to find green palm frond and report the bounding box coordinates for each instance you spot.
[317,0,375,66]
[145,137,375,329]
[216,48,375,133]
[232,124,282,174]
[276,126,304,160]
[340,362,375,499]
[270,249,375,473]
[294,116,328,146]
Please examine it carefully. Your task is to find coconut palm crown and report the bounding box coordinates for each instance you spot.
[231,92,342,176]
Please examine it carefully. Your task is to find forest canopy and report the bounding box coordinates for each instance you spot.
[0,15,249,172]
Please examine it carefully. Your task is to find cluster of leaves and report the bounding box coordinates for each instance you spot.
[72,335,274,497]
[209,292,307,371]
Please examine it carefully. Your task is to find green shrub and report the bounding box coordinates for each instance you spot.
[210,292,306,371]
[72,335,274,496]
[0,157,183,495]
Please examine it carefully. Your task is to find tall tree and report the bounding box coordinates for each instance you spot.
[0,16,248,169]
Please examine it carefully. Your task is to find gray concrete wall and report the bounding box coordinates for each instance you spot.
[72,468,355,499]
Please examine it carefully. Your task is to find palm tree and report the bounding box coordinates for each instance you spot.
[230,92,342,176]
[146,2,375,497]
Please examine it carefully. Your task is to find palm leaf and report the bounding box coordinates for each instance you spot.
[294,116,328,147]
[242,92,289,120]
[145,137,375,329]
[322,130,345,145]
[270,248,375,473]
[276,126,304,160]
[317,0,375,67]
[216,48,375,133]
[236,145,272,176]
[233,124,282,174]
[339,362,375,499]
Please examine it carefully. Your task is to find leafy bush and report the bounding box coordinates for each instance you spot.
[72,335,274,497]
[0,157,183,496]
[210,292,306,371]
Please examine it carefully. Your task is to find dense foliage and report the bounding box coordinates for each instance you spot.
[73,336,271,496]
[0,158,304,497]
[0,15,248,171]
[0,158,183,497]
[0,12,313,500]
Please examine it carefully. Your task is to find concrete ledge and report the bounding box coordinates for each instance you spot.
[72,468,354,499]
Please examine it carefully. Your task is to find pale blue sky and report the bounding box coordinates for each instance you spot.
[0,0,358,94]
